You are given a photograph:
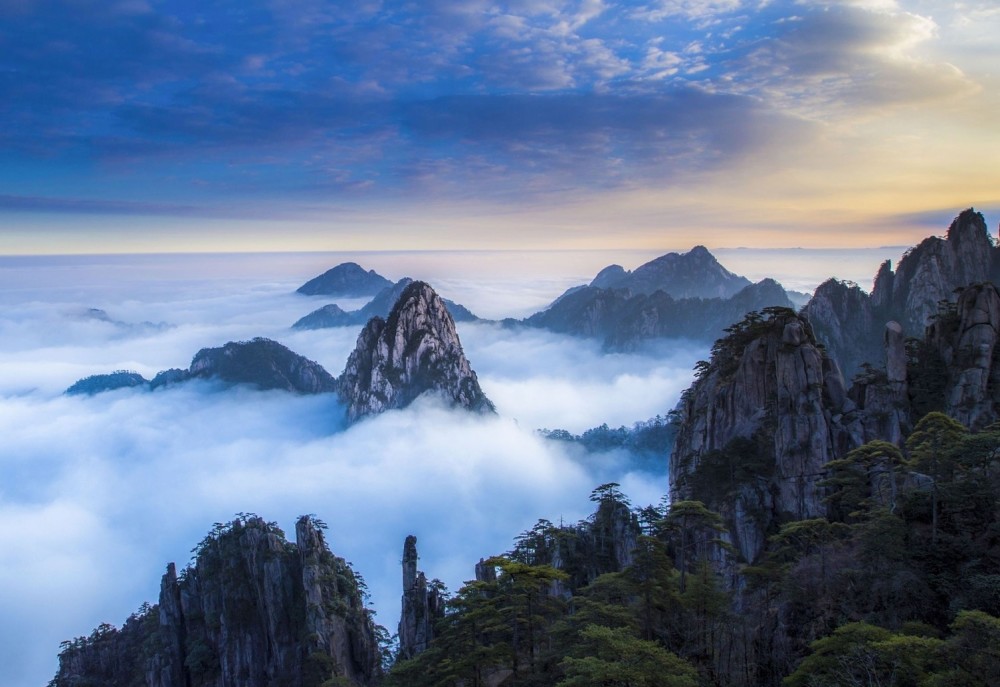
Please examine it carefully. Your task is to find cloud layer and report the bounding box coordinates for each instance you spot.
[0,254,706,687]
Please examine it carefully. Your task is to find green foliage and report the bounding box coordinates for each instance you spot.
[687,435,775,508]
[557,625,698,687]
[783,622,945,687]
[822,441,906,520]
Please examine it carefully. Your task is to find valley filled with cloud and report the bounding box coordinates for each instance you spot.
[0,252,709,687]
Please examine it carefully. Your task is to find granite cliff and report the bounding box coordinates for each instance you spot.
[337,281,495,422]
[51,515,383,687]
[803,209,1000,378]
[669,308,860,564]
[672,281,1000,565]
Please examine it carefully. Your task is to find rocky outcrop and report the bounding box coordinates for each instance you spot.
[52,515,382,687]
[804,209,1000,379]
[293,278,478,331]
[670,308,876,564]
[879,209,998,334]
[296,262,393,297]
[527,278,793,351]
[801,279,881,380]
[398,536,444,662]
[586,245,752,299]
[337,281,495,422]
[923,282,1000,430]
[671,285,1000,564]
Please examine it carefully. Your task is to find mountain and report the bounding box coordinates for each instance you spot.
[337,281,495,422]
[293,278,479,330]
[526,277,793,350]
[186,338,338,393]
[671,281,1000,566]
[66,338,337,395]
[803,208,1000,378]
[585,245,752,298]
[50,515,382,687]
[66,370,149,395]
[296,262,393,297]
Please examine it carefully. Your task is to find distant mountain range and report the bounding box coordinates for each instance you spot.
[67,283,493,423]
[524,246,795,350]
[292,249,800,352]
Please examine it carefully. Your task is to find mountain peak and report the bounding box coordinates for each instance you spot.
[296,262,393,297]
[337,281,495,422]
[946,207,992,247]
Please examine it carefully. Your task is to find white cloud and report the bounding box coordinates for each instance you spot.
[0,256,693,687]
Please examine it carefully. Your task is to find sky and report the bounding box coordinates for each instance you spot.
[2,0,999,254]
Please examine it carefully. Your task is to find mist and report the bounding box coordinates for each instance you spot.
[0,246,904,686]
[0,253,719,687]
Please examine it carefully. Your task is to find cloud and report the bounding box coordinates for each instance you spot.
[2,0,990,222]
[725,1,977,117]
[0,257,699,687]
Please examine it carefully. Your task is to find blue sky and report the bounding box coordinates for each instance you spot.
[2,0,999,252]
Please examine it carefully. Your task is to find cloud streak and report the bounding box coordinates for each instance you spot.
[1,0,989,217]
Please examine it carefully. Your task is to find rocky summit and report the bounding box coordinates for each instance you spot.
[50,515,382,687]
[588,245,752,299]
[803,208,1000,378]
[296,262,394,297]
[337,281,495,422]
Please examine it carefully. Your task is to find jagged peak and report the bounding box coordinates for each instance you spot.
[337,280,494,422]
[946,207,993,246]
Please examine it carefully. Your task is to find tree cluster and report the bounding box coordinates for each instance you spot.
[389,415,1000,687]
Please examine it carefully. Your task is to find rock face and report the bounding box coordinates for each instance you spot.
[527,278,793,351]
[51,515,382,687]
[671,286,1000,565]
[670,308,857,564]
[586,245,752,298]
[337,281,495,422]
[801,278,881,380]
[923,283,1000,430]
[296,262,393,297]
[398,536,444,662]
[293,278,478,331]
[803,209,1000,379]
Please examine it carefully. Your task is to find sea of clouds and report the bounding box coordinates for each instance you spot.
[0,251,720,687]
[0,246,901,686]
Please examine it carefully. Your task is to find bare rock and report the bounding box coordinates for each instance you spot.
[398,536,444,662]
[337,281,495,422]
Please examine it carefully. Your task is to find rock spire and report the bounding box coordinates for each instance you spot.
[337,281,495,422]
